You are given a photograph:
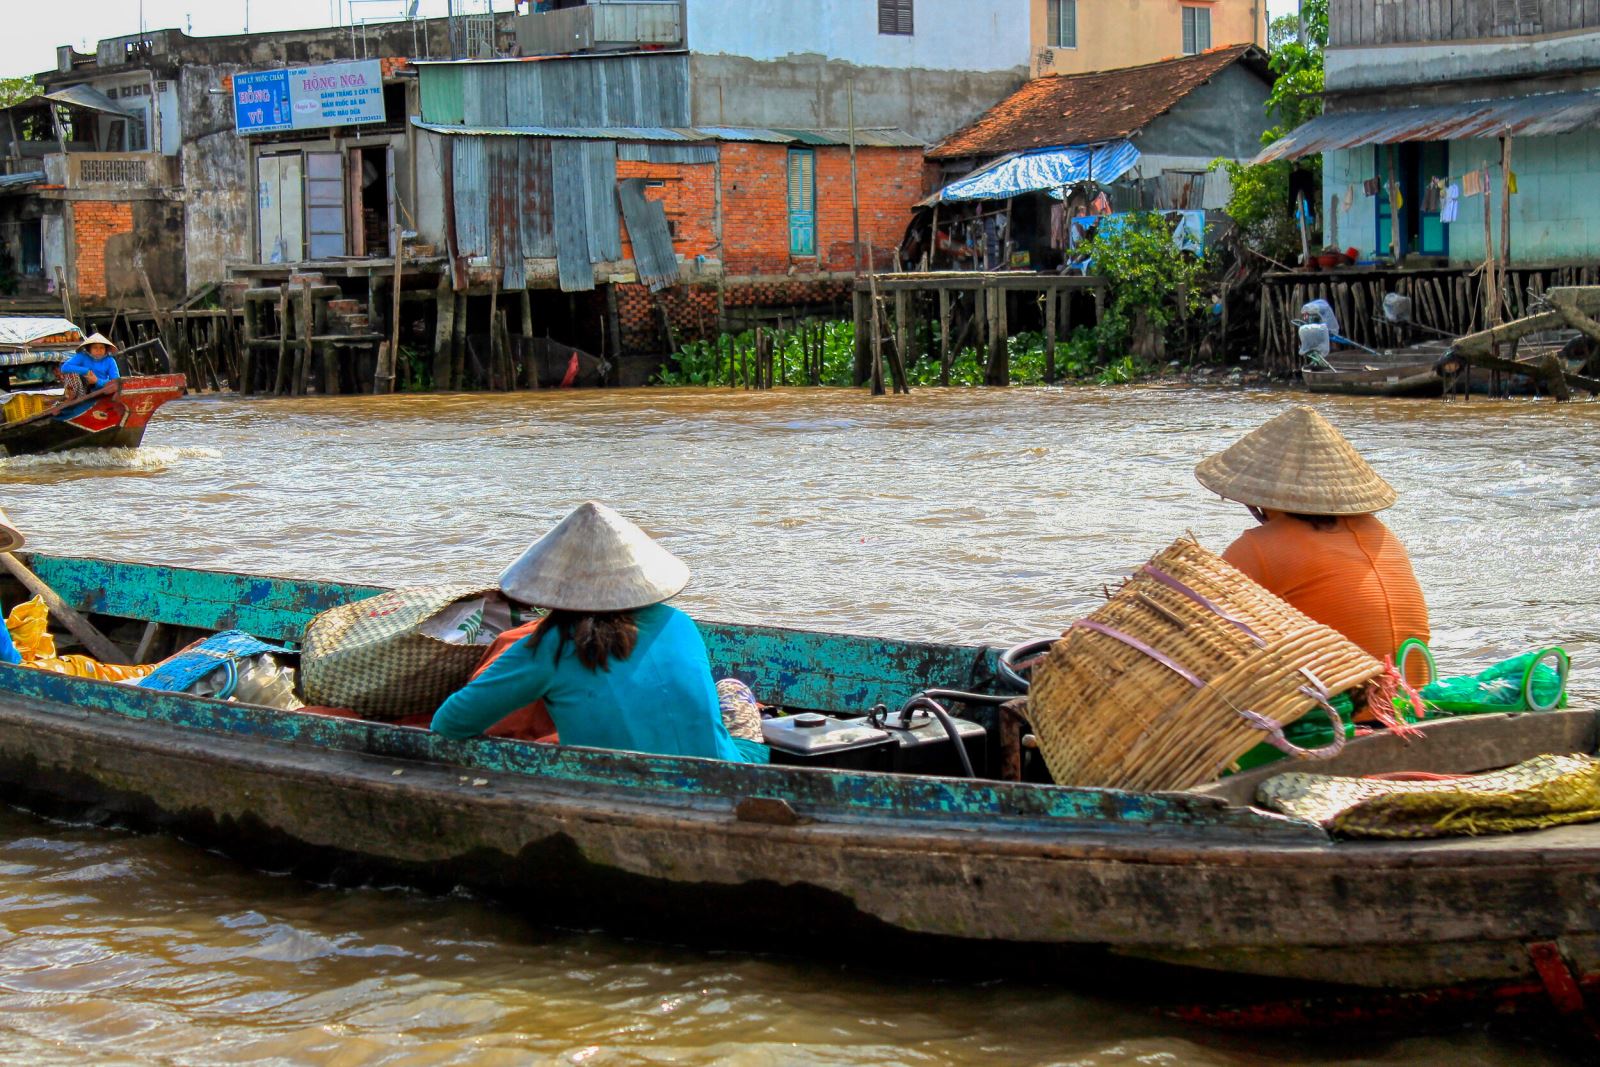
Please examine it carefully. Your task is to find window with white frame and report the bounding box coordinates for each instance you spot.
[1182,5,1212,54]
[1048,0,1077,48]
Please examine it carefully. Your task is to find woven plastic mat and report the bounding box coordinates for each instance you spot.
[1257,753,1600,839]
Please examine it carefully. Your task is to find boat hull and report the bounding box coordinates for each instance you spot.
[0,374,187,456]
[0,554,1598,1022]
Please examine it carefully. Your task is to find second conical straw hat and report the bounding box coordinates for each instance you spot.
[1195,406,1397,515]
[498,501,690,612]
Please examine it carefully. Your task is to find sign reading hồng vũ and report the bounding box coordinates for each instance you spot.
[234,60,385,136]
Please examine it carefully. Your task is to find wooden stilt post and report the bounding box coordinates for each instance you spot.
[852,286,870,386]
[522,289,538,389]
[451,290,468,389]
[893,289,910,393]
[938,287,952,387]
[1044,283,1058,384]
[274,284,291,395]
[432,279,455,391]
[240,297,258,396]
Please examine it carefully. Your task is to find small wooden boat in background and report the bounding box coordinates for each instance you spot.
[0,317,186,456]
[0,554,1596,1032]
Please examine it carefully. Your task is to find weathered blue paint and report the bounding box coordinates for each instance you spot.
[25,555,1001,714]
[4,554,1322,840]
[0,661,1318,840]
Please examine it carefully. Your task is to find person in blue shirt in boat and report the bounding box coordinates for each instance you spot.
[431,501,768,763]
[0,513,22,667]
[58,333,121,401]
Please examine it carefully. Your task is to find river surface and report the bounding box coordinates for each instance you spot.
[0,386,1594,1065]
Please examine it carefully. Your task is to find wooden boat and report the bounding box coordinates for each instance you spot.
[1,553,1598,1030]
[0,374,188,456]
[1303,332,1589,398]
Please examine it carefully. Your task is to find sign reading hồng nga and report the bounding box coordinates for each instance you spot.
[234,60,385,136]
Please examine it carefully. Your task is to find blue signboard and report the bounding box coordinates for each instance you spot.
[233,60,385,136]
[234,70,293,134]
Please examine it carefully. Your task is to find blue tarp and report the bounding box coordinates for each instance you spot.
[932,142,1141,204]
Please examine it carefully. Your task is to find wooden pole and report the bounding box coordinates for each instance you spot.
[938,288,952,386]
[274,284,291,395]
[1386,147,1401,264]
[1499,136,1514,277]
[54,266,74,325]
[240,298,257,396]
[848,78,861,276]
[433,279,455,390]
[893,290,910,393]
[1483,165,1500,326]
[0,550,127,665]
[1044,284,1058,384]
[296,279,314,395]
[376,222,403,393]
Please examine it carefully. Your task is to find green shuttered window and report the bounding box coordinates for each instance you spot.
[787,148,816,258]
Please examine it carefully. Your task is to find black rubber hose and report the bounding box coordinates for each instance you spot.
[998,638,1057,693]
[898,695,976,778]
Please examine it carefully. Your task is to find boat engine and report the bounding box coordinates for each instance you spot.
[762,713,898,771]
[839,704,988,778]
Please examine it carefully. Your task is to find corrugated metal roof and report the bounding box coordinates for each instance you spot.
[411,118,920,147]
[0,171,45,196]
[617,143,717,164]
[417,52,690,128]
[43,84,138,117]
[1255,89,1600,164]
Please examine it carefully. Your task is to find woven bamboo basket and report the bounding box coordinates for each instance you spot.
[1025,538,1386,792]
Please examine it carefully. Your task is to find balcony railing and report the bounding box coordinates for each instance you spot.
[515,2,682,56]
[65,152,176,191]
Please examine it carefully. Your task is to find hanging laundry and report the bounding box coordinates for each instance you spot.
[1422,181,1442,213]
[1461,170,1480,197]
[1508,170,1519,194]
[1390,184,1403,211]
[1363,177,1381,197]
[1343,185,1355,212]
[1440,183,1460,224]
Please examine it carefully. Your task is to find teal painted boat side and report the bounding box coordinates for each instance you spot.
[24,554,1005,718]
[0,663,1321,841]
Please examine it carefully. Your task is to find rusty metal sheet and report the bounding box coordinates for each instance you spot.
[486,138,525,290]
[581,140,621,264]
[617,177,679,291]
[520,138,555,260]
[1255,88,1600,164]
[452,134,488,259]
[617,143,717,164]
[550,139,594,292]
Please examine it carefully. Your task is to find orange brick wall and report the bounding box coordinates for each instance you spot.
[615,159,719,262]
[72,201,135,300]
[721,143,924,275]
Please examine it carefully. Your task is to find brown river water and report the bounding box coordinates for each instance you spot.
[0,385,1594,1064]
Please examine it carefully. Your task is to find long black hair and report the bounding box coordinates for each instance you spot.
[532,610,639,671]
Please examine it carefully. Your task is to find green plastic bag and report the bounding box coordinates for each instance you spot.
[1226,647,1571,777]
[1419,648,1569,716]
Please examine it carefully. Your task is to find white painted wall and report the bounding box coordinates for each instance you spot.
[686,0,1029,72]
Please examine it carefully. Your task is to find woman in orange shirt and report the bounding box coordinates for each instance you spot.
[1196,406,1431,677]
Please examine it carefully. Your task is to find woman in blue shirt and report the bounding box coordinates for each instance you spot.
[59,333,121,399]
[432,502,767,763]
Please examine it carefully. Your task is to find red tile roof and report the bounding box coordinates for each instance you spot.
[929,45,1271,161]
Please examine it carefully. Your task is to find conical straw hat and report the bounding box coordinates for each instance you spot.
[498,501,690,612]
[0,506,25,553]
[81,333,118,352]
[1195,407,1397,515]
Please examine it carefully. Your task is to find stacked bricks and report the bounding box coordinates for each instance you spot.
[613,279,852,355]
[71,201,135,300]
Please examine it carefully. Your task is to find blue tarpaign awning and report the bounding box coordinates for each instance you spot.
[930,141,1142,204]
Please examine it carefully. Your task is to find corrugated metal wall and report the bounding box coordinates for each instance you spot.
[550,139,596,293]
[422,53,690,128]
[616,177,681,291]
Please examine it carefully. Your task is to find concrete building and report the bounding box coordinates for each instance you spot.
[0,16,507,307]
[1262,0,1600,266]
[515,0,1030,144]
[1030,0,1267,78]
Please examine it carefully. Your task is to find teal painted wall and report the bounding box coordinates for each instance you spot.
[1323,133,1600,266]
